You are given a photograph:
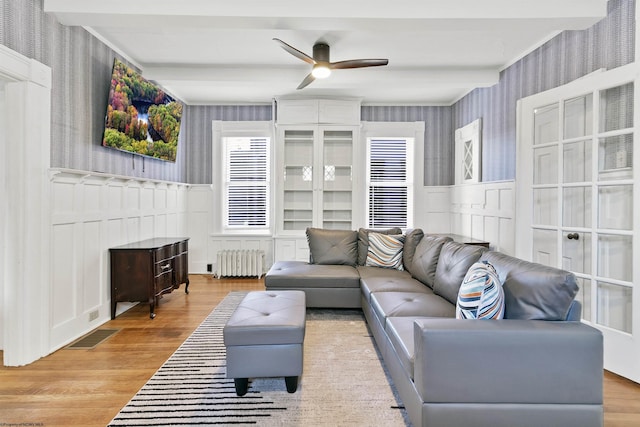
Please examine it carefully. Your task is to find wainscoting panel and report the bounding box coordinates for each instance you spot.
[210,237,273,276]
[186,185,274,274]
[449,181,515,254]
[417,187,452,233]
[187,185,213,273]
[48,169,189,352]
[51,223,75,328]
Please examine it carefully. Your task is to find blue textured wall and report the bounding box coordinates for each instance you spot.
[1,0,634,185]
[454,0,635,182]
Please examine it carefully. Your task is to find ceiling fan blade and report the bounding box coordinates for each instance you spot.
[330,59,389,69]
[296,73,316,90]
[273,38,315,65]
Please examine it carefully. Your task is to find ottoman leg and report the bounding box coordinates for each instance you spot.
[285,376,299,393]
[234,378,249,396]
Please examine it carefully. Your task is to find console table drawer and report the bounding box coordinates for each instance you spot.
[154,259,173,276]
[154,245,174,262]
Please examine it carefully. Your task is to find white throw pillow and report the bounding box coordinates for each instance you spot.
[456,261,505,319]
[366,233,405,270]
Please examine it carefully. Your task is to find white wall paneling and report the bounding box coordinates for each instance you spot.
[450,181,516,254]
[186,184,274,274]
[187,185,213,273]
[274,238,310,263]
[48,169,189,354]
[416,186,452,233]
[210,236,273,276]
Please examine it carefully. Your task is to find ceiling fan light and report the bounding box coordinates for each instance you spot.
[311,64,331,79]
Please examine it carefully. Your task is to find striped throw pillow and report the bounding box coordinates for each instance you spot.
[456,261,505,319]
[366,233,405,270]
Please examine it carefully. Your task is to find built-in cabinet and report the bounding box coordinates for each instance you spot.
[274,98,361,261]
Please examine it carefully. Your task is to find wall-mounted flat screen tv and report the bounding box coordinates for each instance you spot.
[102,58,182,162]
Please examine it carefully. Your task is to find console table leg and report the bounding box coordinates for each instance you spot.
[150,300,156,319]
[185,278,190,294]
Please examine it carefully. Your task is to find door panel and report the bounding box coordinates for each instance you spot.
[533,146,558,184]
[562,187,591,228]
[517,64,639,382]
[563,140,592,183]
[532,229,557,266]
[532,188,557,226]
[562,231,591,274]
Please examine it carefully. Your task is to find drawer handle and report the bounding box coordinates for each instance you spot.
[160,263,171,270]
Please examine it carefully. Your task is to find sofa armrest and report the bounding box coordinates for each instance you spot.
[413,318,602,405]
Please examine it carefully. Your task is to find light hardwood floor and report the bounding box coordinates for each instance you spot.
[0,274,638,426]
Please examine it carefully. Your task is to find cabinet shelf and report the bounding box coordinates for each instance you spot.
[277,115,359,234]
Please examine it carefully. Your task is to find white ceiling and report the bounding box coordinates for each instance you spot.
[44,0,608,105]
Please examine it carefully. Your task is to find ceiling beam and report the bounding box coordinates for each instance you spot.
[143,65,499,87]
[45,0,607,28]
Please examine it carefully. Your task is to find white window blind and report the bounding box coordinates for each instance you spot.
[367,138,412,229]
[224,136,270,228]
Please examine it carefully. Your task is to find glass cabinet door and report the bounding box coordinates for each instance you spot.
[321,129,353,229]
[282,129,314,231]
[279,126,356,233]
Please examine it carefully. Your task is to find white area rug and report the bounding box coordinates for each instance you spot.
[108,291,409,426]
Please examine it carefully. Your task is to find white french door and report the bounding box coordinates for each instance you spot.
[516,63,640,382]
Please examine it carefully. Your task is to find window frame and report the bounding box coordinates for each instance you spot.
[360,121,424,231]
[212,121,273,234]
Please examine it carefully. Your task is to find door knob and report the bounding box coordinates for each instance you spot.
[567,233,580,240]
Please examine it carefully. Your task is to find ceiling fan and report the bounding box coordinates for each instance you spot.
[273,38,389,90]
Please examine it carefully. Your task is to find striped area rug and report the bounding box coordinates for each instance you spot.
[108,291,408,426]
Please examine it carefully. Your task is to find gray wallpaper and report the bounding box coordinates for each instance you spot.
[182,105,273,184]
[1,0,635,185]
[360,106,452,186]
[1,0,188,182]
[454,0,635,182]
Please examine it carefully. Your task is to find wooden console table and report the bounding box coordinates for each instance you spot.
[110,237,189,319]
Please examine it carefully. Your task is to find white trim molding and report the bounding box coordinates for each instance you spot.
[0,44,52,366]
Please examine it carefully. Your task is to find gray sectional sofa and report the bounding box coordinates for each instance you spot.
[265,228,603,427]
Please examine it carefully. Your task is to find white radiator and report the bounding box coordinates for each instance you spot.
[215,250,265,278]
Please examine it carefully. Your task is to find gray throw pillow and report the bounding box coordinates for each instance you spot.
[402,229,425,275]
[306,228,358,266]
[357,227,402,265]
[480,251,579,321]
[433,241,486,305]
[410,235,452,288]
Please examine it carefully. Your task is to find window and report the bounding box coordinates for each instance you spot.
[367,137,414,228]
[223,136,270,229]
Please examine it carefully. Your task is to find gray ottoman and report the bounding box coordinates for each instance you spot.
[223,291,306,396]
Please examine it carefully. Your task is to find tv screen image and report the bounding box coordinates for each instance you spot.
[102,58,182,162]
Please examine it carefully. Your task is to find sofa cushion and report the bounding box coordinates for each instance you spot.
[386,316,425,380]
[357,227,402,265]
[433,242,486,305]
[365,233,405,270]
[410,235,452,289]
[371,292,455,327]
[402,229,425,274]
[480,251,580,320]
[306,228,358,266]
[265,261,360,289]
[456,261,505,319]
[358,266,430,303]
